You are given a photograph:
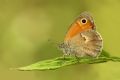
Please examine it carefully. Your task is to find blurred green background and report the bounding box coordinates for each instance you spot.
[0,0,120,80]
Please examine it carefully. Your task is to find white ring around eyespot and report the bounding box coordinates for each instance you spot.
[80,18,87,24]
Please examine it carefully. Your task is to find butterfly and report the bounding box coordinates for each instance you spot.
[59,12,103,57]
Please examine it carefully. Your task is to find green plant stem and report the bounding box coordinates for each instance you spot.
[17,50,120,71]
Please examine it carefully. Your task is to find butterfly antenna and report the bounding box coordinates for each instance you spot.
[47,39,61,48]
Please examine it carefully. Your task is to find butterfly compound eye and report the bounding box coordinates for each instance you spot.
[81,18,87,24]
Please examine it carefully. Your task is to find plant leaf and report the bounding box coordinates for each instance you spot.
[17,50,120,71]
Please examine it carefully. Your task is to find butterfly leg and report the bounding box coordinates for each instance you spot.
[63,54,67,59]
[74,54,80,63]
